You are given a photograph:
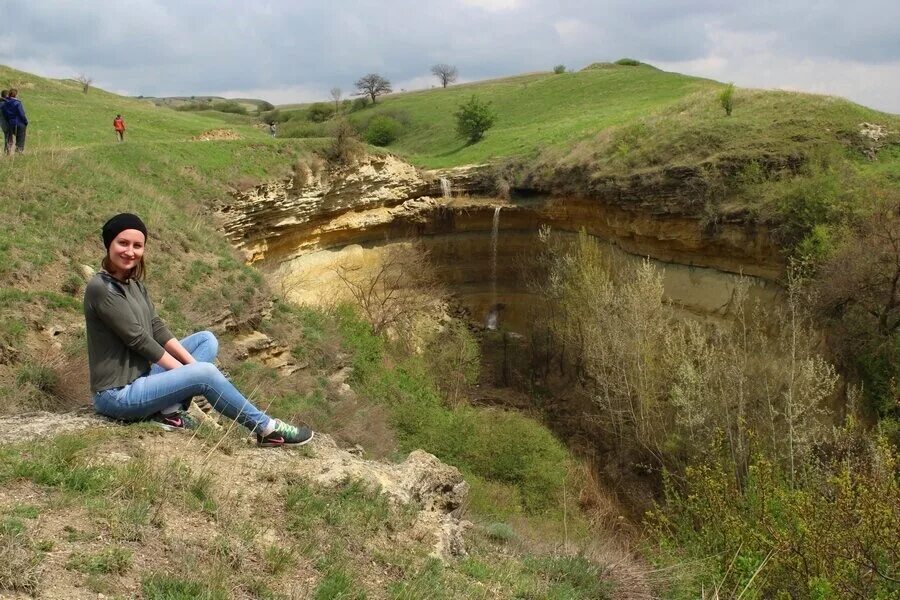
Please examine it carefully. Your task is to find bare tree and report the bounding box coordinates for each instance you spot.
[430,64,459,88]
[354,74,392,105]
[332,244,442,337]
[330,87,342,112]
[75,74,93,94]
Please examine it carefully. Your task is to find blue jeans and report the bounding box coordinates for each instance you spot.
[93,331,272,433]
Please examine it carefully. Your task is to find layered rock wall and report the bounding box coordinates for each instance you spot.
[217,154,786,324]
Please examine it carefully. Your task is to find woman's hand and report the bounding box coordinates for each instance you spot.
[164,338,197,366]
[156,351,184,371]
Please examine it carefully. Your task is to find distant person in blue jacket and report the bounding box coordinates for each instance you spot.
[0,90,9,154]
[2,89,28,154]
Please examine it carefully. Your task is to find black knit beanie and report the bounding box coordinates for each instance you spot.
[102,213,148,249]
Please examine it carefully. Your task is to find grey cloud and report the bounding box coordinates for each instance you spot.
[1,0,897,111]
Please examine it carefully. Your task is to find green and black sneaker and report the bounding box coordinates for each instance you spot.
[150,411,199,431]
[257,419,314,447]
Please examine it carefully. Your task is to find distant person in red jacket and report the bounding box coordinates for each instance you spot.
[113,114,126,142]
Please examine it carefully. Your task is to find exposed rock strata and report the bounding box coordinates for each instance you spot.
[232,330,304,375]
[219,154,782,280]
[219,154,432,263]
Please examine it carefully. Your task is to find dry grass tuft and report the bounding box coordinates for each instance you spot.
[0,532,42,593]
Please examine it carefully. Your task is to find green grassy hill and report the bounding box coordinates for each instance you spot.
[0,67,271,148]
[277,63,899,172]
[282,64,716,168]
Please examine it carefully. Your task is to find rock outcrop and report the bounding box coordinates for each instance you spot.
[218,153,785,327]
[0,410,472,562]
[219,154,433,263]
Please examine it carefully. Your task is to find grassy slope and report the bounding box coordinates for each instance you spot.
[0,65,611,596]
[1,68,270,148]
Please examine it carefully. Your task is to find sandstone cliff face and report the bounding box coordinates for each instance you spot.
[219,154,782,279]
[218,153,785,324]
[219,154,432,263]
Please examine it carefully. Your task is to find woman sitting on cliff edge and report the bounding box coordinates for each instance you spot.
[84,212,313,447]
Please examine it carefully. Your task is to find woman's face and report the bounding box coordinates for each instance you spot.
[107,229,145,276]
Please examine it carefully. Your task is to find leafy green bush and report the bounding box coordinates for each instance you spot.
[307,102,335,123]
[553,65,566,74]
[363,116,402,146]
[336,306,570,512]
[718,82,735,116]
[454,95,496,143]
[349,97,368,112]
[214,101,247,115]
[648,429,899,599]
[615,58,641,66]
[259,109,289,124]
[278,120,327,139]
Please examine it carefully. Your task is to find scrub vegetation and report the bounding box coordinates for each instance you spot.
[529,232,898,598]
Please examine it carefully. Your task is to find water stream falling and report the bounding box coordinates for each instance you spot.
[486,206,501,330]
[439,177,452,200]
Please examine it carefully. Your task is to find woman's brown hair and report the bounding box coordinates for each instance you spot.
[101,255,146,281]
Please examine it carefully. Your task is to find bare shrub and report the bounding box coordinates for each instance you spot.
[291,155,325,189]
[322,118,363,165]
[332,244,443,339]
[495,176,511,200]
[48,352,91,410]
[327,394,398,459]
[330,87,342,112]
[424,320,480,406]
[230,176,259,193]
[430,64,459,88]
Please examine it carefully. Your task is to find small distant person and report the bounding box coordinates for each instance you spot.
[1,89,27,154]
[0,90,9,154]
[113,114,126,142]
[269,122,277,138]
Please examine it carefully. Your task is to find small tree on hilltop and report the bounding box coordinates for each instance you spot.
[431,64,458,88]
[75,73,93,94]
[354,73,392,105]
[330,87,342,112]
[455,95,496,143]
[553,65,566,74]
[719,82,735,116]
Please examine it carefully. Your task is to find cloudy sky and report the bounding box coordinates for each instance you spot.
[2,0,898,112]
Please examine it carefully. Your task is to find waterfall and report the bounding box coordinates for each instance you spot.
[439,177,452,200]
[487,206,501,330]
